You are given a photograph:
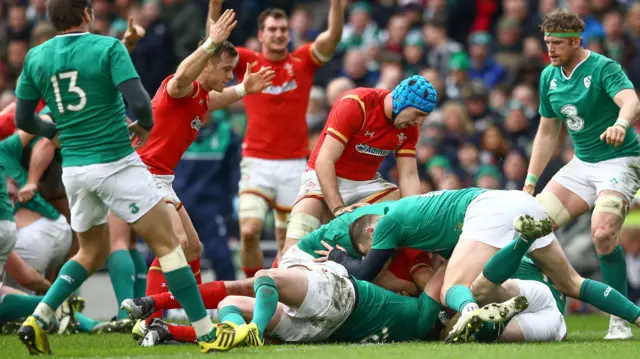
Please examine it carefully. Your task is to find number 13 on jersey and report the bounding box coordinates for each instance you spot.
[50,70,87,114]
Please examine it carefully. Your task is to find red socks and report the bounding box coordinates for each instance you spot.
[152,280,228,310]
[167,323,197,343]
[145,257,202,321]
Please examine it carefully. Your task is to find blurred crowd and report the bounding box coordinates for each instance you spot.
[1,0,640,303]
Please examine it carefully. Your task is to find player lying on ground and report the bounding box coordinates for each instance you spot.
[525,10,640,339]
[109,8,274,321]
[0,131,72,293]
[283,75,434,259]
[330,188,640,342]
[209,0,346,276]
[13,0,240,354]
[121,203,436,345]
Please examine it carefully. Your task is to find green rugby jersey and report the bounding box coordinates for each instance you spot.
[297,202,390,259]
[0,165,14,222]
[0,134,60,220]
[16,33,139,166]
[539,51,640,162]
[371,188,486,258]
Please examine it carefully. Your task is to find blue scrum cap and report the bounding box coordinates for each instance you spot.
[391,75,437,118]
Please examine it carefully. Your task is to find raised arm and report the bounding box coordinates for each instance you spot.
[167,9,237,99]
[208,62,275,110]
[207,0,224,30]
[312,0,346,61]
[121,17,146,53]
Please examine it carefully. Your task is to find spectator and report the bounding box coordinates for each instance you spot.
[423,17,463,79]
[325,76,356,106]
[602,10,638,71]
[503,100,532,151]
[307,86,327,129]
[503,148,528,190]
[29,21,57,47]
[441,101,475,149]
[468,31,506,90]
[339,1,379,52]
[378,14,410,55]
[568,0,605,43]
[444,51,471,101]
[461,80,501,132]
[480,122,510,165]
[26,0,47,23]
[375,57,404,90]
[6,40,29,86]
[457,140,480,184]
[425,154,451,185]
[438,172,463,190]
[341,48,378,87]
[502,0,540,38]
[420,67,446,107]
[403,31,426,77]
[7,5,32,42]
[495,17,523,81]
[290,7,319,50]
[474,164,502,189]
[160,0,204,60]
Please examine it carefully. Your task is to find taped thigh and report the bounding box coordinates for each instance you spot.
[238,193,270,220]
[285,213,321,240]
[594,194,628,218]
[535,192,572,227]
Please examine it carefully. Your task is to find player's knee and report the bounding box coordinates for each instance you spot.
[254,269,275,280]
[285,212,321,240]
[240,218,263,244]
[591,224,618,254]
[535,192,572,228]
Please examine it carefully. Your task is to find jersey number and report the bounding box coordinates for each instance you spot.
[560,104,584,132]
[50,71,87,114]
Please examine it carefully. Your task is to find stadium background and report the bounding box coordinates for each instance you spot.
[1,0,640,319]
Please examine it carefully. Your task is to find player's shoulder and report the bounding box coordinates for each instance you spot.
[539,64,556,82]
[341,87,388,104]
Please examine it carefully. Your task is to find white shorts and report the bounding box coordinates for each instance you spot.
[153,175,181,209]
[462,190,555,251]
[239,157,306,212]
[295,169,398,206]
[62,152,162,233]
[269,269,356,343]
[279,245,349,277]
[511,279,566,342]
[5,216,72,293]
[0,220,17,282]
[552,156,640,205]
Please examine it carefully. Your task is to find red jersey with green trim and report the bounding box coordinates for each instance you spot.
[234,43,324,160]
[307,88,418,181]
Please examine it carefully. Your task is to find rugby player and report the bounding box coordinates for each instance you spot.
[336,189,640,342]
[108,8,274,324]
[13,0,239,354]
[0,168,19,295]
[209,0,346,277]
[524,10,640,339]
[283,75,435,257]
[0,131,71,294]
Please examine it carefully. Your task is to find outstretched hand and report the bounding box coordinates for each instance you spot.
[123,17,145,49]
[209,9,237,46]
[243,62,275,94]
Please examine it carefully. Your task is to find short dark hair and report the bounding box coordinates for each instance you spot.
[348,214,379,256]
[46,0,91,31]
[258,8,288,31]
[197,39,238,60]
[540,9,586,34]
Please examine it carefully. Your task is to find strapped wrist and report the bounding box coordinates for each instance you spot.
[234,83,246,98]
[525,173,538,186]
[615,118,630,130]
[202,38,218,55]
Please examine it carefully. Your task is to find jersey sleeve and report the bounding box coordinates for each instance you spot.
[108,41,140,87]
[538,70,556,119]
[371,216,403,250]
[293,43,326,73]
[395,125,418,158]
[326,95,366,145]
[600,62,634,99]
[15,53,42,101]
[233,47,259,79]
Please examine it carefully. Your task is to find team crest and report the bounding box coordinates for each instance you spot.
[549,79,557,90]
[284,62,294,76]
[397,132,407,147]
[584,76,591,89]
[191,116,203,131]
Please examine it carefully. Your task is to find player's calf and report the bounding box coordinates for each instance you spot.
[239,216,266,277]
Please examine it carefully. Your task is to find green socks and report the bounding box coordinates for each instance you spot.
[252,276,279,338]
[35,260,88,327]
[219,305,247,326]
[163,265,213,340]
[108,250,135,319]
[598,245,628,297]
[445,285,477,314]
[129,248,148,298]
[0,294,43,321]
[580,279,640,323]
[483,235,535,285]
[76,313,100,332]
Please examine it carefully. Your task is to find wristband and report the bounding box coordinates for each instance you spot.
[234,83,246,98]
[202,38,218,55]
[525,173,538,186]
[615,118,630,130]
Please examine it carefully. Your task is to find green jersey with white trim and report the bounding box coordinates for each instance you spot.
[538,51,640,163]
[371,188,486,258]
[0,165,14,222]
[16,33,139,167]
[296,202,389,259]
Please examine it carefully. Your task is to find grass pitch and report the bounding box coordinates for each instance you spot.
[0,315,638,358]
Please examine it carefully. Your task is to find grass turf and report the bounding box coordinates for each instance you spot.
[0,315,638,358]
